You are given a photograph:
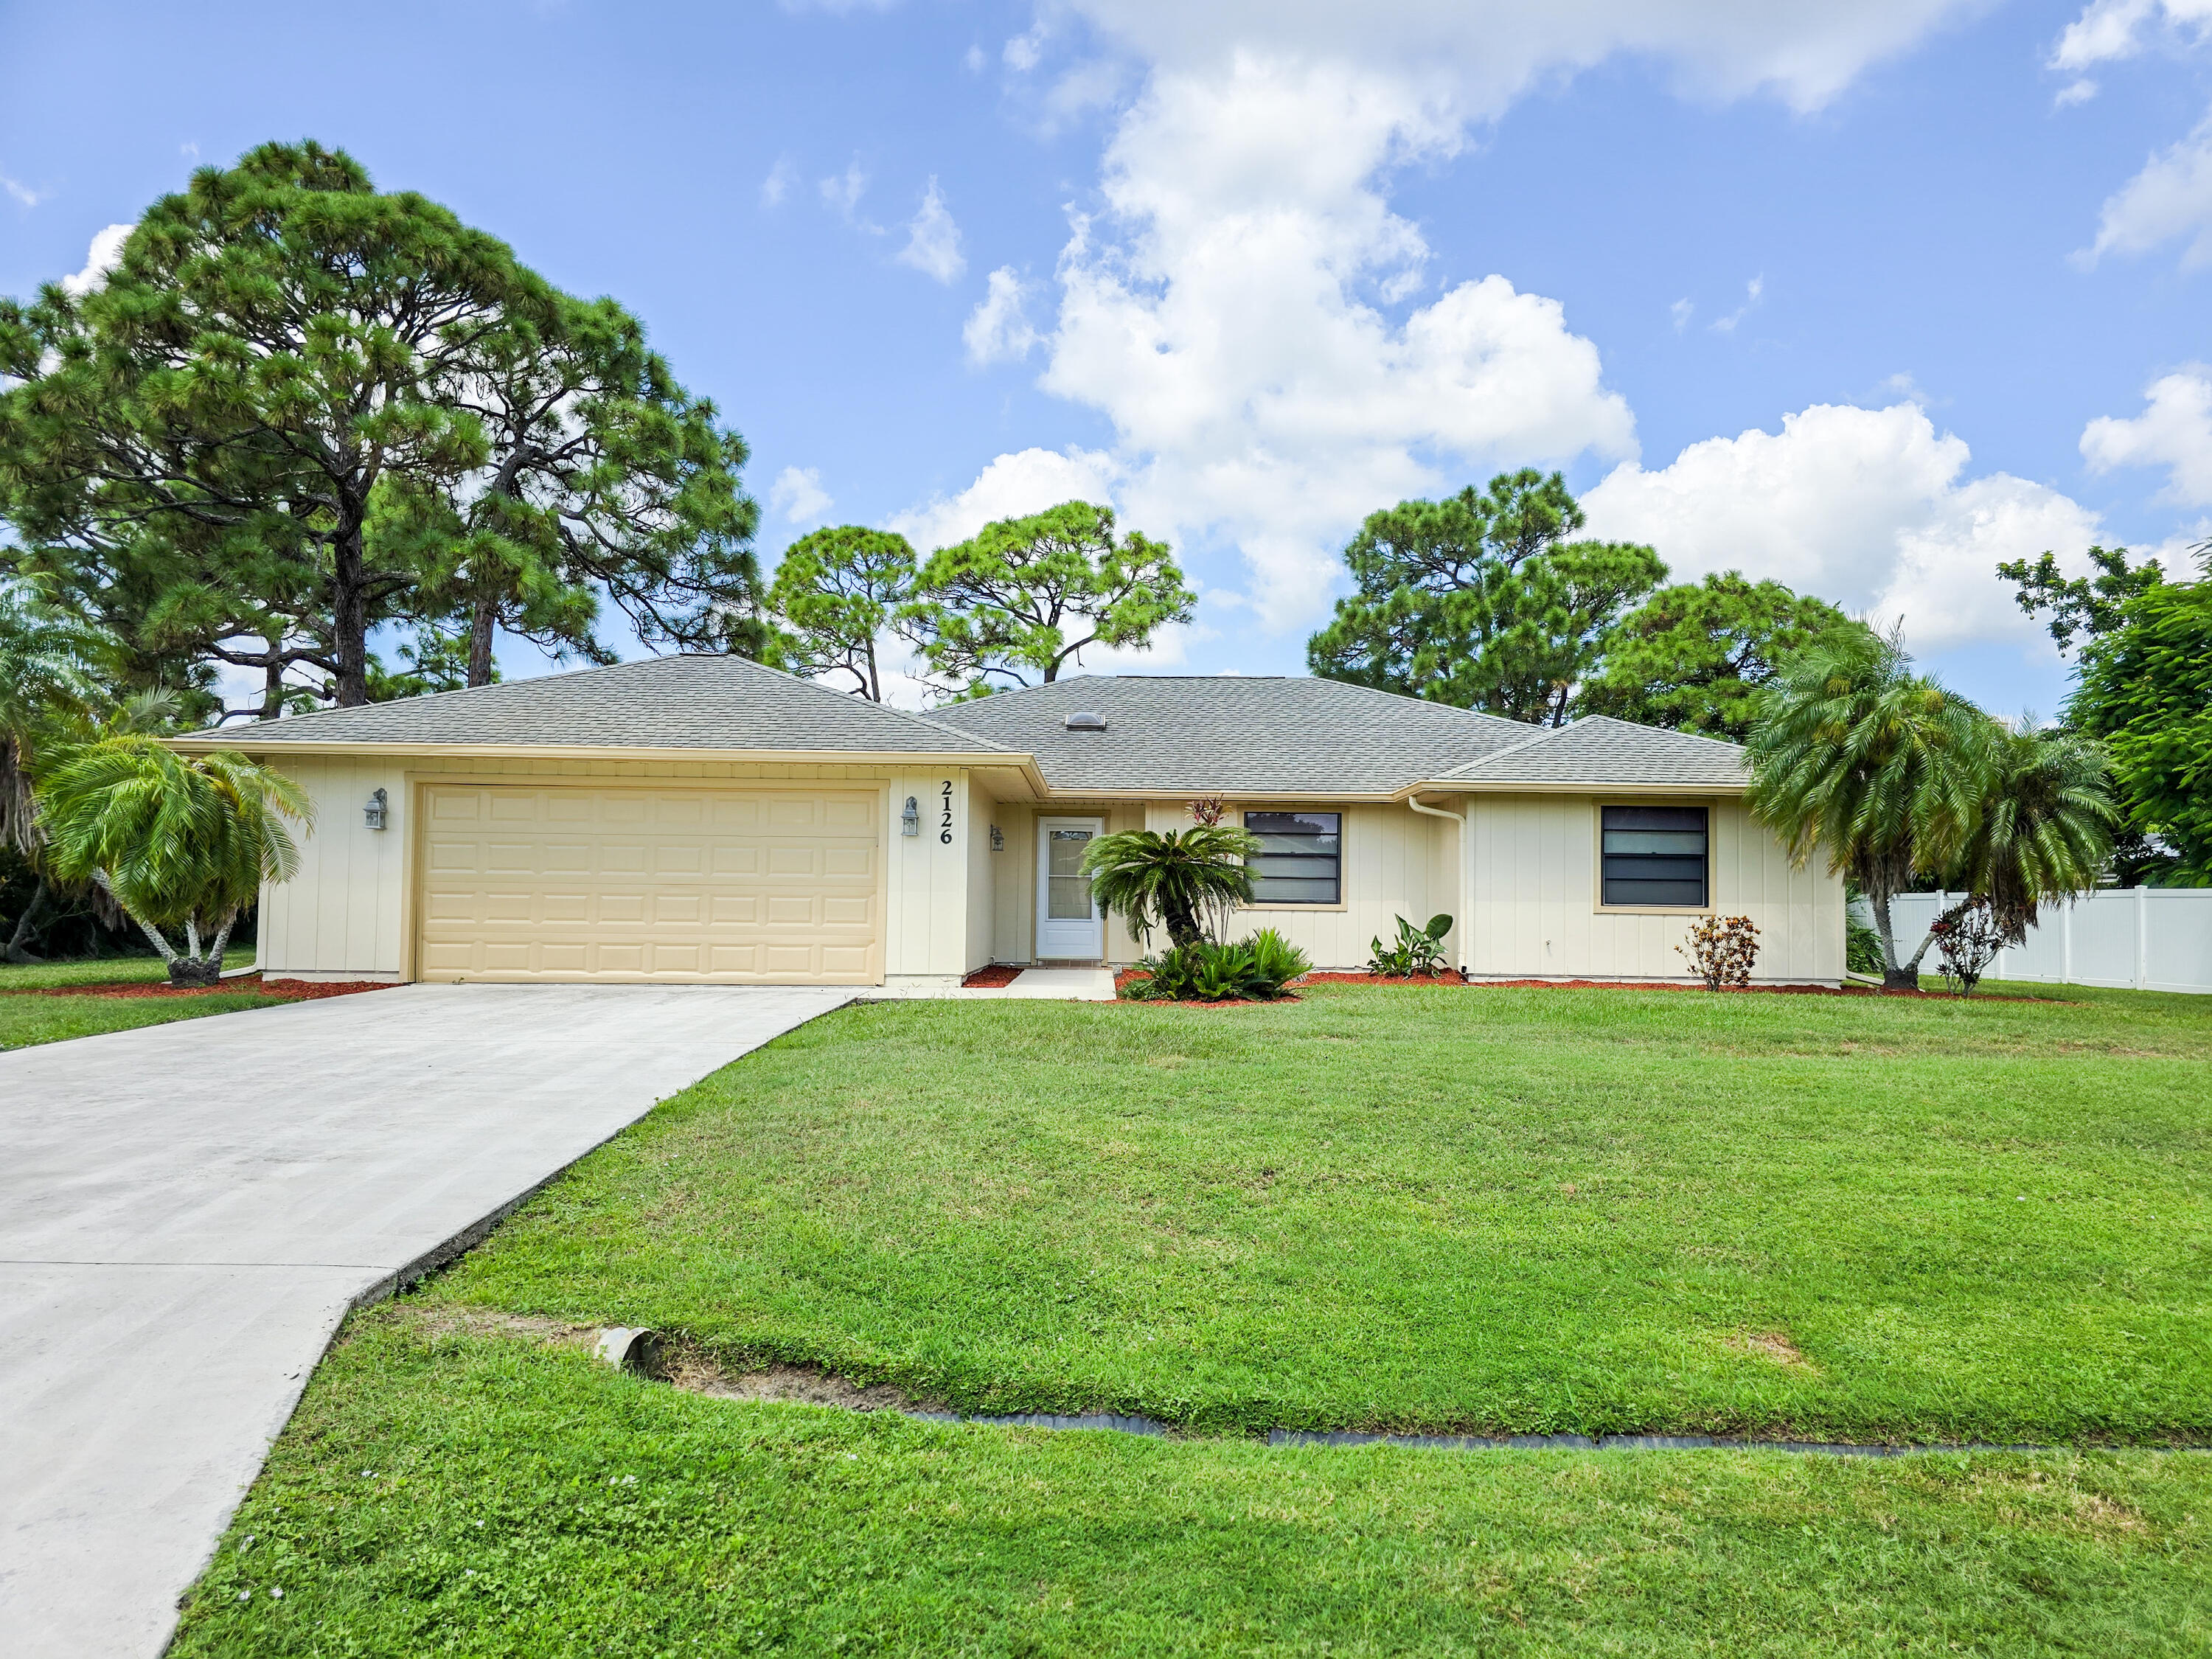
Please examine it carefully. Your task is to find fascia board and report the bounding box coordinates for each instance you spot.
[1398,778,1747,799]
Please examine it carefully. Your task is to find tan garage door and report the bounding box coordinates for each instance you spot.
[417,785,883,984]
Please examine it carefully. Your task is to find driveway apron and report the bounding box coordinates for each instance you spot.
[0,981,851,1658]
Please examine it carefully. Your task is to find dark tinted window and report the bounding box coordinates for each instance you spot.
[1601,806,1708,908]
[1244,810,1340,904]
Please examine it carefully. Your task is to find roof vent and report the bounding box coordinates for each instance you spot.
[1064,711,1107,731]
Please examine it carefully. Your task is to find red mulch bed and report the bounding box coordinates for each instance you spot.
[960,964,1025,989]
[1299,972,1465,986]
[3,974,397,1001]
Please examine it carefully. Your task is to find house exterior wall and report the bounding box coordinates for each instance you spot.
[257,756,1839,987]
[1138,800,1450,970]
[258,754,984,984]
[1459,793,1844,983]
[257,753,413,979]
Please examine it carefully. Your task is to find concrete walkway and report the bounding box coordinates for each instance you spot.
[0,982,851,1658]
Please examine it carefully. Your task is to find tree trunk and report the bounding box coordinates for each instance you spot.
[468,593,498,687]
[3,877,49,964]
[260,647,287,721]
[1163,894,1203,952]
[1869,886,1919,990]
[332,515,372,706]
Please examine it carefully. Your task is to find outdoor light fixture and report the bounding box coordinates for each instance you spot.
[990,824,1004,851]
[364,787,389,831]
[901,796,920,836]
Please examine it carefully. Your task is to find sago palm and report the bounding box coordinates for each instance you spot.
[37,737,312,984]
[1081,823,1260,950]
[1745,630,1997,987]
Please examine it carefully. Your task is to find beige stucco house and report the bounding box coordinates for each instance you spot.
[176,655,1846,988]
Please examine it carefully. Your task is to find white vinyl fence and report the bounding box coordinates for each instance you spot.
[1882,888,2212,995]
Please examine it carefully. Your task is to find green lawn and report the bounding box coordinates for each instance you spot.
[171,1313,2212,1658]
[0,946,255,988]
[175,981,2212,1654]
[433,983,2210,1444]
[0,949,281,1049]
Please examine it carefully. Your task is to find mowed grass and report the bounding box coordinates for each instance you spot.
[0,949,276,1048]
[169,1313,2212,1658]
[0,946,254,988]
[432,982,2212,1445]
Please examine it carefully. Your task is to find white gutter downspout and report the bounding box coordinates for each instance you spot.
[1406,793,1467,973]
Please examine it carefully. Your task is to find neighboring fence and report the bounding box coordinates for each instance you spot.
[1880,888,2212,995]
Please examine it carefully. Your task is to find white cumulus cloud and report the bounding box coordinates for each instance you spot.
[2084,108,2212,266]
[1062,0,1986,117]
[768,465,834,526]
[1582,402,2105,652]
[964,266,1042,364]
[921,3,1992,636]
[2051,0,2212,69]
[887,446,1122,554]
[60,223,132,296]
[969,55,1633,627]
[896,176,966,283]
[2081,368,2212,503]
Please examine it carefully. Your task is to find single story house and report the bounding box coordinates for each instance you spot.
[175,655,1846,988]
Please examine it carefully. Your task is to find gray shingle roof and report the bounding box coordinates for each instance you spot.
[929,675,1536,794]
[220,654,1015,755]
[1432,715,1749,787]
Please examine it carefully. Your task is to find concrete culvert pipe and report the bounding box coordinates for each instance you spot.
[594,1327,661,1374]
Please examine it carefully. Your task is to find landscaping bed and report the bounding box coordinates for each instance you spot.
[2,973,394,1001]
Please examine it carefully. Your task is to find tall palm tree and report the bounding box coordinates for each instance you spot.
[0,587,102,855]
[0,591,109,961]
[1745,630,1997,988]
[37,737,311,984]
[1081,824,1261,950]
[1955,721,2118,942]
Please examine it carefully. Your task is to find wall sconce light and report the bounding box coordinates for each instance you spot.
[364,787,389,831]
[989,824,1004,852]
[901,796,920,837]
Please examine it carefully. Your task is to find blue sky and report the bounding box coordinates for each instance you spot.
[5,0,2211,715]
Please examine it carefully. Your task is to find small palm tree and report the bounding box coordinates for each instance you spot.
[1956,721,2117,942]
[1081,823,1260,950]
[1745,630,1997,988]
[37,737,312,984]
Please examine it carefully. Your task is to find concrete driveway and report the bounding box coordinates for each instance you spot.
[0,981,852,1658]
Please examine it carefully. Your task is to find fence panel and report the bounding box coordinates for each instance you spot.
[1879,888,2212,994]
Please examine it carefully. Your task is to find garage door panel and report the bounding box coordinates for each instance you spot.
[418,786,883,984]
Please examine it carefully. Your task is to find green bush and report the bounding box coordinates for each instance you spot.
[1366,913,1454,977]
[1121,930,1310,1002]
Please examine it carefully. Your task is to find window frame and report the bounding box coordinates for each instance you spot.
[1240,807,1346,910]
[1593,801,1714,914]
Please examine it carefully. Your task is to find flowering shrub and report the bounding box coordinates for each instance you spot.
[1677,914,1759,990]
[1186,797,1226,827]
[1929,897,2006,998]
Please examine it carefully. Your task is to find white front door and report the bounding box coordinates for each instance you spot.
[1036,817,1105,960]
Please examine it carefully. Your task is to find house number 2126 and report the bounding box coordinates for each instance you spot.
[939,781,954,844]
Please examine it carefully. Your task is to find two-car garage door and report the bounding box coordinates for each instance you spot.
[417,785,883,984]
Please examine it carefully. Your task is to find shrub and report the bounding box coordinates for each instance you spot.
[1846,909,1886,976]
[1121,931,1308,1003]
[1677,914,1759,990]
[1245,927,1311,990]
[1928,897,2006,998]
[1366,913,1453,978]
